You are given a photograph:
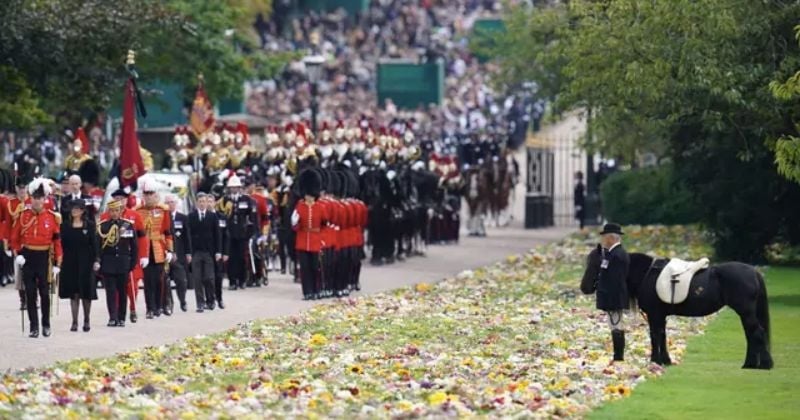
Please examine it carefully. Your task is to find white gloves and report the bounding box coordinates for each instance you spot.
[291,210,300,227]
[257,235,268,245]
[15,255,25,267]
[52,266,61,277]
[165,252,174,264]
[4,249,11,258]
[215,253,222,261]
[93,262,101,272]
[139,258,149,268]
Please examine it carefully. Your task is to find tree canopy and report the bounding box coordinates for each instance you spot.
[0,0,280,129]
[480,0,800,261]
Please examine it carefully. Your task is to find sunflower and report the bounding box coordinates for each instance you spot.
[349,364,364,375]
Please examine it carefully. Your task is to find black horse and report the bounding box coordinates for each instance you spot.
[580,246,773,369]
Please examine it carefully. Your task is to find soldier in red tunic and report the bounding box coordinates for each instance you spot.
[10,178,63,338]
[292,169,326,300]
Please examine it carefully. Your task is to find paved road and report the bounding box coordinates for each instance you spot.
[0,225,571,371]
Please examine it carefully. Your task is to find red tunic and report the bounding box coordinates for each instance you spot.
[10,208,63,265]
[293,199,327,252]
[0,196,9,242]
[319,197,337,250]
[251,192,271,235]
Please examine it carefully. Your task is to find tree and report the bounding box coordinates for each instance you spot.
[770,25,800,184]
[483,0,800,261]
[0,0,281,129]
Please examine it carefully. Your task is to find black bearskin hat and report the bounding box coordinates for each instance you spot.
[327,169,341,197]
[298,168,321,198]
[78,159,101,186]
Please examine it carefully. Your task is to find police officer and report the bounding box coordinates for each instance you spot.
[219,175,257,290]
[9,178,63,338]
[596,223,630,362]
[95,198,138,327]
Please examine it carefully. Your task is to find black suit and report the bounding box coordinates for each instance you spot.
[168,211,191,308]
[188,210,222,308]
[96,218,138,322]
[596,244,630,311]
[221,194,257,288]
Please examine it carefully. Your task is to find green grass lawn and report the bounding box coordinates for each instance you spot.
[590,267,800,420]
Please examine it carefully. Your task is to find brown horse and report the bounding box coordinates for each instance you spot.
[463,164,492,236]
[488,154,514,227]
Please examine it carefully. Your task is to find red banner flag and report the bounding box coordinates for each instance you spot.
[119,78,145,187]
[190,80,215,139]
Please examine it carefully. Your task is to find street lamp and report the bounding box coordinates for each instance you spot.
[303,54,325,134]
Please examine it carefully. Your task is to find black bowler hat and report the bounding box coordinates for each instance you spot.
[599,223,624,235]
[70,199,86,210]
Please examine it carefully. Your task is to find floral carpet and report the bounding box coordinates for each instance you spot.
[0,226,713,419]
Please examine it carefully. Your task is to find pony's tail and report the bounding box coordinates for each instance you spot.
[756,270,771,353]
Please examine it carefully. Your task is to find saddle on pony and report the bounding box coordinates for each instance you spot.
[655,257,710,304]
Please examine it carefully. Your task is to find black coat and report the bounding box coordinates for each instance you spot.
[220,195,258,240]
[59,221,98,300]
[188,210,222,255]
[596,244,630,311]
[96,218,138,275]
[171,211,192,263]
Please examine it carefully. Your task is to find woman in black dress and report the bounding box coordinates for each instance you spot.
[59,200,97,332]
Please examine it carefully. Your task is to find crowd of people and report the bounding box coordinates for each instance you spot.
[248,0,538,144]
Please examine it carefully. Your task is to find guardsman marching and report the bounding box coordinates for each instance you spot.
[95,198,138,327]
[292,169,326,300]
[218,175,257,290]
[10,178,63,338]
[135,182,174,319]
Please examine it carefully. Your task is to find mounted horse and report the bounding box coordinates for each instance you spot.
[580,244,773,369]
[487,154,514,228]
[463,162,492,237]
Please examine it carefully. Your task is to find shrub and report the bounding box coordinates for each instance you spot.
[600,165,700,226]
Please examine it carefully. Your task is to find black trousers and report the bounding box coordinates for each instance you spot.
[214,258,224,302]
[297,250,319,297]
[321,247,335,292]
[336,248,350,293]
[143,262,165,313]
[228,239,247,287]
[277,228,293,272]
[192,252,216,307]
[103,272,128,322]
[169,260,188,306]
[22,249,50,331]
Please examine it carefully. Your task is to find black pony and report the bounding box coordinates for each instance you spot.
[580,245,773,369]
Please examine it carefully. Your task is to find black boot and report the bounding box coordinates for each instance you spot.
[612,330,625,361]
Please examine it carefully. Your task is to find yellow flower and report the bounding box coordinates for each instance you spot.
[415,283,432,293]
[429,391,458,406]
[429,391,448,406]
[229,392,241,401]
[397,400,413,411]
[349,364,364,375]
[169,384,185,394]
[319,392,334,403]
[309,334,328,346]
[0,392,10,403]
[78,361,91,371]
[180,412,196,420]
[227,357,245,368]
[308,399,318,409]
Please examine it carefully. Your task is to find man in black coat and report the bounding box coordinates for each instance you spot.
[94,199,138,327]
[188,193,223,312]
[209,190,228,309]
[165,195,191,313]
[596,223,630,361]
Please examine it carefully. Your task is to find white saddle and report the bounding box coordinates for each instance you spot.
[655,258,710,305]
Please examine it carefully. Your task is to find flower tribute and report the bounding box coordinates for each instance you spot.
[0,226,712,418]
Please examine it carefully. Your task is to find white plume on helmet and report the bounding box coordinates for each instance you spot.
[227,174,243,188]
[27,177,52,196]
